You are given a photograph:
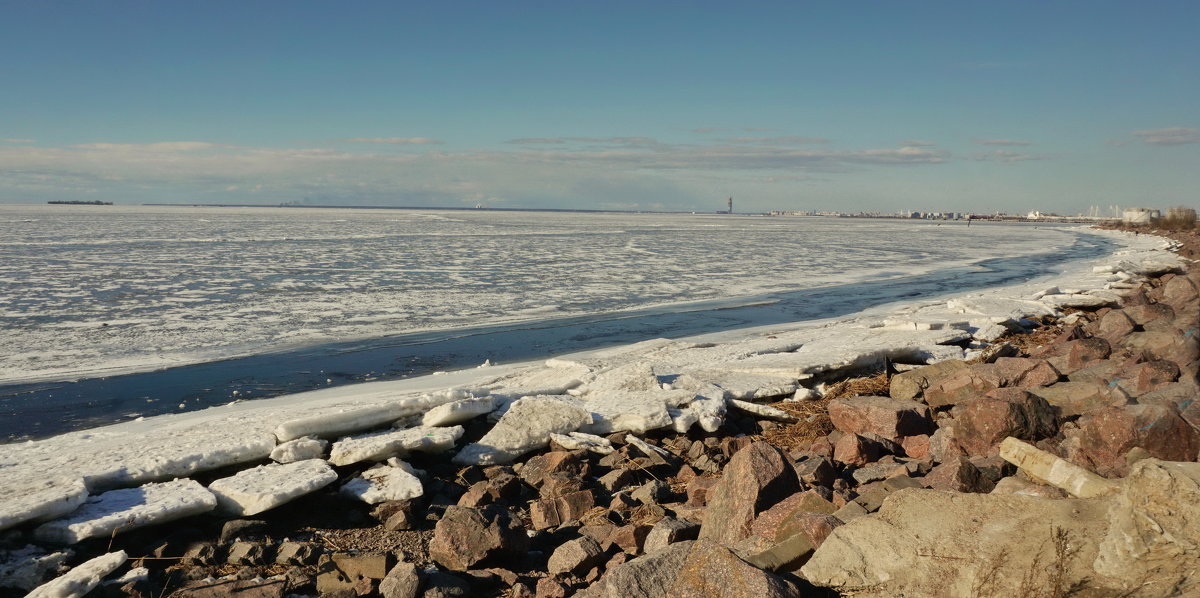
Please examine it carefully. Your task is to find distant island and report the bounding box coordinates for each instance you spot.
[48,200,113,205]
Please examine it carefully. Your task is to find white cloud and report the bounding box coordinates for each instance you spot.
[341,137,443,145]
[899,139,936,147]
[1132,127,1199,146]
[717,136,831,145]
[4,138,35,144]
[973,138,1032,147]
[970,150,1043,162]
[72,141,222,151]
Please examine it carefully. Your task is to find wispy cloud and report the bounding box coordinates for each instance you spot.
[973,138,1032,147]
[970,150,1043,162]
[4,138,35,144]
[690,127,727,134]
[506,137,567,144]
[717,136,830,145]
[1132,127,1199,146]
[899,139,936,147]
[341,137,443,145]
[504,137,666,149]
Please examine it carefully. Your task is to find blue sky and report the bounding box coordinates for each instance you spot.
[1,1,1196,213]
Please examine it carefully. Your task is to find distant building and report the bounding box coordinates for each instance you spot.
[1122,207,1160,224]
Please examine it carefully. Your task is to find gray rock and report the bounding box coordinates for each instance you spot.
[643,518,700,553]
[582,541,694,598]
[547,536,605,577]
[379,561,422,598]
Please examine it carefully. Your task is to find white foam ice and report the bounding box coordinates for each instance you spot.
[328,425,465,466]
[340,463,424,504]
[454,396,593,465]
[26,550,126,598]
[728,399,797,421]
[208,459,337,516]
[270,437,328,463]
[35,480,216,544]
[0,477,88,533]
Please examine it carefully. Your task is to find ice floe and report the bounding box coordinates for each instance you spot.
[329,425,465,466]
[0,545,70,591]
[25,550,126,598]
[549,432,615,454]
[454,396,593,465]
[340,463,424,504]
[270,436,328,463]
[34,479,217,544]
[208,460,337,516]
[422,396,497,427]
[0,477,88,532]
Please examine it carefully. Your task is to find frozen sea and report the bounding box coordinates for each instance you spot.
[0,205,1113,441]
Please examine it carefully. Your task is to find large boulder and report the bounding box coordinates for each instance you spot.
[1074,404,1200,477]
[581,541,694,598]
[667,540,801,598]
[428,505,529,571]
[889,360,969,400]
[827,396,933,443]
[698,442,800,545]
[800,489,1111,597]
[950,389,1058,457]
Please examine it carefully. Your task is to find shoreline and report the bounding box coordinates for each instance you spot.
[0,225,1191,597]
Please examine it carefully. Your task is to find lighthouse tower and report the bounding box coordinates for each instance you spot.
[728,196,733,214]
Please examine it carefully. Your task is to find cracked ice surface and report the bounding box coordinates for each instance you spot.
[35,480,216,544]
[208,459,338,516]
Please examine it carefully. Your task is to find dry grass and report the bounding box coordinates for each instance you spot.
[761,370,891,450]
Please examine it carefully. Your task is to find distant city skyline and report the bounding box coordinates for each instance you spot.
[1,1,1197,214]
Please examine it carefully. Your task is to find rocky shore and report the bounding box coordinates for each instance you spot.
[3,227,1198,598]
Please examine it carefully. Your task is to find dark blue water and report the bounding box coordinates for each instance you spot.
[0,233,1115,443]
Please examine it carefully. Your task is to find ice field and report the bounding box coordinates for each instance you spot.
[1,205,1098,386]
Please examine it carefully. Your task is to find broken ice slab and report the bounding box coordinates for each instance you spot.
[270,436,328,463]
[725,327,969,378]
[671,370,800,400]
[35,479,216,544]
[0,476,88,532]
[208,459,338,516]
[422,396,497,427]
[340,463,424,504]
[728,399,797,422]
[274,398,433,442]
[26,550,126,598]
[579,389,694,435]
[453,396,592,465]
[549,431,615,455]
[0,545,71,592]
[328,425,464,466]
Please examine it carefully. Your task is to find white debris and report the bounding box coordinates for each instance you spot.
[686,389,728,433]
[624,434,671,459]
[0,545,71,591]
[0,477,88,532]
[453,396,593,465]
[208,460,337,516]
[340,463,424,504]
[34,480,217,544]
[549,432,615,455]
[422,396,497,427]
[1041,293,1116,309]
[26,550,126,598]
[728,399,797,421]
[329,425,465,466]
[668,407,700,433]
[107,567,149,585]
[270,437,328,463]
[788,386,822,402]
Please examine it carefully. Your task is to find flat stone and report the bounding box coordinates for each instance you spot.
[889,360,969,400]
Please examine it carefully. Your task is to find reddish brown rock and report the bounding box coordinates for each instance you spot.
[1074,404,1200,477]
[531,490,595,530]
[991,357,1061,388]
[923,456,994,493]
[924,368,999,408]
[547,537,606,577]
[697,442,801,545]
[832,434,880,467]
[795,456,837,487]
[685,477,720,507]
[428,505,529,571]
[928,425,966,464]
[1031,381,1121,417]
[889,359,969,400]
[1162,275,1200,310]
[900,435,931,459]
[1093,309,1137,342]
[1125,303,1176,331]
[606,524,652,554]
[1122,360,1181,396]
[1063,338,1113,373]
[1125,330,1200,369]
[668,540,801,598]
[521,451,583,487]
[535,578,568,598]
[950,389,1057,457]
[749,490,837,542]
[827,396,933,443]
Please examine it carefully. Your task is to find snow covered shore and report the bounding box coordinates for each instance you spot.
[0,228,1178,542]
